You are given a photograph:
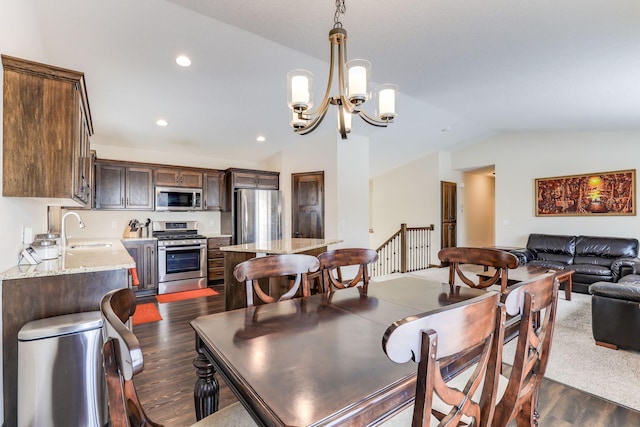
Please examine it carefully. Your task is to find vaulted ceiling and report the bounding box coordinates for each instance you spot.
[28,0,640,176]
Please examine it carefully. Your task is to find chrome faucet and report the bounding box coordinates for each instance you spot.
[61,211,86,248]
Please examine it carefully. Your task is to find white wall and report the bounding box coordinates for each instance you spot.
[452,132,640,246]
[370,151,443,264]
[0,1,51,422]
[276,131,370,248]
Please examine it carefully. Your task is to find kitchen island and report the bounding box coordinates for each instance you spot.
[220,238,342,310]
[0,238,134,427]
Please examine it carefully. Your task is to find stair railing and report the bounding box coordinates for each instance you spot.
[372,224,434,277]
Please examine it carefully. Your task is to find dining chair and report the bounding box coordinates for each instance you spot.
[100,288,256,426]
[438,247,519,293]
[382,291,506,426]
[317,248,379,292]
[233,253,320,306]
[492,272,559,427]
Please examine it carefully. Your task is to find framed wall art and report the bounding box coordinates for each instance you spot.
[535,169,636,216]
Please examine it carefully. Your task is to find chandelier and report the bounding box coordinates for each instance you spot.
[287,0,397,139]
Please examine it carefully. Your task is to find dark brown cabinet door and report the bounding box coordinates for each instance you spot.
[204,171,226,211]
[95,163,126,209]
[126,167,153,209]
[441,181,457,251]
[2,55,93,205]
[123,240,157,295]
[155,168,202,188]
[95,162,152,210]
[292,171,325,238]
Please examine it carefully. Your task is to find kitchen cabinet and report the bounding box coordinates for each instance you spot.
[204,170,226,211]
[156,168,202,188]
[123,239,157,296]
[95,161,153,210]
[207,236,230,283]
[2,55,93,206]
[228,169,279,190]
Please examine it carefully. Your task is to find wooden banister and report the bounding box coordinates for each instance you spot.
[372,224,434,277]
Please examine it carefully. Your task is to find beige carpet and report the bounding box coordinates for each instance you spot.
[373,266,640,411]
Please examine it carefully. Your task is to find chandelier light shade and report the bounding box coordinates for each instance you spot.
[287,0,397,139]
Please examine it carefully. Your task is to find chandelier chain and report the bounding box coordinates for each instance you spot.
[333,0,346,28]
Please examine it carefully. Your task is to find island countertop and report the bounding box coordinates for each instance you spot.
[220,238,343,255]
[0,238,135,281]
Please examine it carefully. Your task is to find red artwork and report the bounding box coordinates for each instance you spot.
[535,169,636,216]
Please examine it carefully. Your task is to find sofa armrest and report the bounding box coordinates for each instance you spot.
[611,257,640,281]
[509,248,535,266]
[589,281,640,303]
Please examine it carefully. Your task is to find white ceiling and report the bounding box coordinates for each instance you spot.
[28,0,640,177]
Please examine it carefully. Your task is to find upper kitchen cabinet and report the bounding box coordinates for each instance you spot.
[155,168,202,188]
[2,55,93,206]
[227,168,279,190]
[95,160,153,210]
[204,170,226,211]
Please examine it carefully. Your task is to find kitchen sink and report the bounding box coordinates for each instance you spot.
[69,242,113,249]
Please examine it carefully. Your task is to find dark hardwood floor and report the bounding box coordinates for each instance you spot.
[133,284,640,426]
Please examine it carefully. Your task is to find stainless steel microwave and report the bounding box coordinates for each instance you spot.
[155,187,203,211]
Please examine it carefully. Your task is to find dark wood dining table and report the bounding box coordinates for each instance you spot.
[190,275,490,426]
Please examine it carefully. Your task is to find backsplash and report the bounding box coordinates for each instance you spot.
[60,209,222,239]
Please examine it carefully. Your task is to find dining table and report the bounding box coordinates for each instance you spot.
[190,275,491,426]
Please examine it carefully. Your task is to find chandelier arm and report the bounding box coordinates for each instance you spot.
[296,104,331,135]
[300,34,338,117]
[358,110,392,127]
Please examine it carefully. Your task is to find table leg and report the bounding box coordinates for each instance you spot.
[193,339,219,420]
[563,275,572,301]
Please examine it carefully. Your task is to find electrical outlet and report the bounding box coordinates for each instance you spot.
[112,221,117,229]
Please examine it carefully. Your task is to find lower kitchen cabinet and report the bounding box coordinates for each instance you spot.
[123,239,157,295]
[208,237,230,283]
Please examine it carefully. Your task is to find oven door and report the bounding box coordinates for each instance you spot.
[158,244,207,283]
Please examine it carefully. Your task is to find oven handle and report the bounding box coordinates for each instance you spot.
[158,244,206,251]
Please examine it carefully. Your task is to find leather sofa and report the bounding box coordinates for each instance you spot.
[589,274,640,351]
[510,233,639,294]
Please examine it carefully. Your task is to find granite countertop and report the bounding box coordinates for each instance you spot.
[220,238,343,255]
[0,238,135,281]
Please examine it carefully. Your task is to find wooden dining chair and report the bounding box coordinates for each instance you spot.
[233,254,320,306]
[492,272,559,427]
[382,292,506,427]
[438,247,519,293]
[100,288,256,426]
[317,248,379,292]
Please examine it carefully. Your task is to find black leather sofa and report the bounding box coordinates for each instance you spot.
[510,233,639,294]
[589,274,640,351]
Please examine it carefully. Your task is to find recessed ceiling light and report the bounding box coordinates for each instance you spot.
[156,119,168,127]
[256,136,266,142]
[176,55,191,67]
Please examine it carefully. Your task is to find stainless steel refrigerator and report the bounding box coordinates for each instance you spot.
[235,189,282,244]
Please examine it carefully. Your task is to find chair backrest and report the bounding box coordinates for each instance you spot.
[234,254,320,306]
[438,247,519,293]
[493,272,558,427]
[317,248,379,292]
[100,288,162,427]
[383,292,505,427]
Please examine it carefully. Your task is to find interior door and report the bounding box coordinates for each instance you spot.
[441,181,457,253]
[292,171,325,238]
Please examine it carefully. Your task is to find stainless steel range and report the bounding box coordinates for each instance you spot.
[152,220,207,295]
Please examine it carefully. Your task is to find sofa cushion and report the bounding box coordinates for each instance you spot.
[619,274,640,285]
[573,255,614,267]
[527,233,576,258]
[589,281,640,303]
[528,259,568,270]
[575,236,639,259]
[568,264,615,276]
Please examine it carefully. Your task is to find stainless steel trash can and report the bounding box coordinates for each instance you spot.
[17,311,107,427]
